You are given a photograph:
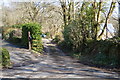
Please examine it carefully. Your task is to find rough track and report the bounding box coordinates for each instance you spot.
[0,38,119,79]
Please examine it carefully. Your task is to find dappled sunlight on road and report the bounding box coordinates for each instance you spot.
[1,39,119,79]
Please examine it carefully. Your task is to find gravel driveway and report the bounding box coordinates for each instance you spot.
[0,38,119,79]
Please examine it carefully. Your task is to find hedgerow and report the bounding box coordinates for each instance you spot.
[21,22,43,52]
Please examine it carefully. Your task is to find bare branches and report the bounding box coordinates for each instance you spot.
[98,1,116,38]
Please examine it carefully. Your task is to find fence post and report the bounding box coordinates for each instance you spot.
[28,31,31,50]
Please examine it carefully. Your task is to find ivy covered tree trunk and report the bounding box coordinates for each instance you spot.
[94,1,102,40]
[59,0,67,26]
[91,0,102,40]
[59,0,75,26]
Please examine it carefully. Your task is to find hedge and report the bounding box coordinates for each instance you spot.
[21,23,43,52]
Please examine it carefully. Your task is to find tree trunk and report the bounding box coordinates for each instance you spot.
[98,2,116,38]
[92,1,97,40]
[118,2,120,37]
[94,1,102,40]
[59,0,67,26]
[68,2,71,23]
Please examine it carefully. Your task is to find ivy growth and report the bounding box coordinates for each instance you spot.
[21,22,43,52]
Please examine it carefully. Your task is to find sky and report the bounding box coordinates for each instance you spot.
[1,0,119,18]
[1,0,119,16]
[0,0,118,3]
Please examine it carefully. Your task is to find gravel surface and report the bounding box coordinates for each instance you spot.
[0,38,119,79]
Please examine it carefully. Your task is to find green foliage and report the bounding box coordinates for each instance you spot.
[2,27,22,41]
[93,52,118,66]
[0,27,2,33]
[63,20,82,51]
[63,2,102,51]
[52,35,61,43]
[1,27,22,45]
[2,27,11,40]
[58,41,73,52]
[21,22,43,52]
[11,24,23,29]
[45,32,50,38]
[62,37,120,68]
[79,37,120,67]
[0,48,11,68]
[2,24,22,40]
[70,52,81,59]
[7,29,22,44]
[60,2,119,68]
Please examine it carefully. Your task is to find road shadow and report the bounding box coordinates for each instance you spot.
[2,40,27,49]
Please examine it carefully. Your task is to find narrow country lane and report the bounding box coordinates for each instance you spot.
[0,38,120,79]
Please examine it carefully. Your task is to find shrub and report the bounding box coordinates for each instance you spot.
[63,20,94,52]
[21,22,43,52]
[80,38,120,67]
[7,29,22,44]
[2,27,22,41]
[66,37,120,68]
[9,29,22,38]
[2,27,12,40]
[63,21,82,51]
[0,48,11,68]
[45,32,50,38]
[12,24,22,29]
[52,35,61,43]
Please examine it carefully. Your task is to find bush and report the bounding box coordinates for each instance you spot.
[52,35,61,43]
[63,20,87,51]
[92,52,118,66]
[2,27,12,40]
[11,24,23,29]
[21,22,43,52]
[0,48,11,68]
[80,37,120,67]
[45,32,50,38]
[65,37,120,68]
[2,27,22,41]
[9,29,22,38]
[7,29,22,44]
